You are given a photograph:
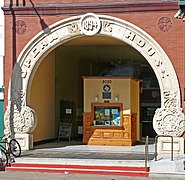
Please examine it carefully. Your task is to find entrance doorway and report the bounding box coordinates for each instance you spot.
[31,35,160,146]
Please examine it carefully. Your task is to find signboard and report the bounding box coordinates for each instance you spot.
[178,0,185,5]
[58,123,72,141]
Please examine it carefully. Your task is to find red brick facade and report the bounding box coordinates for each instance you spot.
[3,0,184,109]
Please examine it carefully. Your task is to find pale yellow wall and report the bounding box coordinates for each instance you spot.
[83,77,139,115]
[83,77,140,140]
[30,51,55,142]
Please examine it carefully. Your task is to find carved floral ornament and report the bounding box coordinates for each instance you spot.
[153,90,185,137]
[4,106,36,135]
[4,13,185,137]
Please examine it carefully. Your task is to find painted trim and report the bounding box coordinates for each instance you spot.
[7,163,149,177]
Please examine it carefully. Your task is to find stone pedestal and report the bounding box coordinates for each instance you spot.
[15,133,33,150]
[157,137,184,155]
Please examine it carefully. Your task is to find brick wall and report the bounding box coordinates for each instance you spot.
[3,1,184,109]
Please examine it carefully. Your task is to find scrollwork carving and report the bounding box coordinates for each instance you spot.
[68,22,79,34]
[4,106,36,135]
[102,21,113,33]
[162,90,179,109]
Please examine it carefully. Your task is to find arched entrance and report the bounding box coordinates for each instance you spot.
[4,13,185,149]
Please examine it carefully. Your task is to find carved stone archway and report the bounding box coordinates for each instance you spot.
[4,13,185,149]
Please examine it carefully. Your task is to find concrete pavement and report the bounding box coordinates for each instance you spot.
[3,140,185,177]
[0,171,185,180]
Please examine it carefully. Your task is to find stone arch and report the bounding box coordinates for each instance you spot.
[4,13,185,146]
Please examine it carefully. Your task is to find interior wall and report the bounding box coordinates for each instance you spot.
[131,80,140,139]
[55,46,83,138]
[83,77,139,115]
[30,51,55,142]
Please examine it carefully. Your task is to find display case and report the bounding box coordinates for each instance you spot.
[92,103,122,126]
[83,103,137,146]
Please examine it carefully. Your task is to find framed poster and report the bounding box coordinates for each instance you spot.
[58,122,72,141]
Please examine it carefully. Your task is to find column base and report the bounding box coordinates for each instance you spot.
[15,133,33,150]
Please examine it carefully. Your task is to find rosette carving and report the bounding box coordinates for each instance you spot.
[153,108,185,137]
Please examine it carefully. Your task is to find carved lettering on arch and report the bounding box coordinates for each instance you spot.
[47,32,60,46]
[21,70,28,78]
[32,47,40,59]
[24,59,32,68]
[154,59,163,67]
[161,69,169,78]
[136,39,146,48]
[125,29,136,41]
[79,13,101,36]
[40,40,49,50]
[147,47,155,56]
[21,57,35,79]
[30,39,50,60]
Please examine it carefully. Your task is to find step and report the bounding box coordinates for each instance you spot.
[6,163,150,177]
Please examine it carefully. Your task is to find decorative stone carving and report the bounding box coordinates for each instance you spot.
[16,20,27,35]
[79,13,101,36]
[4,105,36,135]
[153,107,185,137]
[102,21,113,33]
[163,90,179,109]
[68,22,79,34]
[153,89,184,136]
[158,17,172,32]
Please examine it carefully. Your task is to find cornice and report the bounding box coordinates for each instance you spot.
[2,1,179,16]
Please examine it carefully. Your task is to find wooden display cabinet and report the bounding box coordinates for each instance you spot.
[83,103,137,146]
